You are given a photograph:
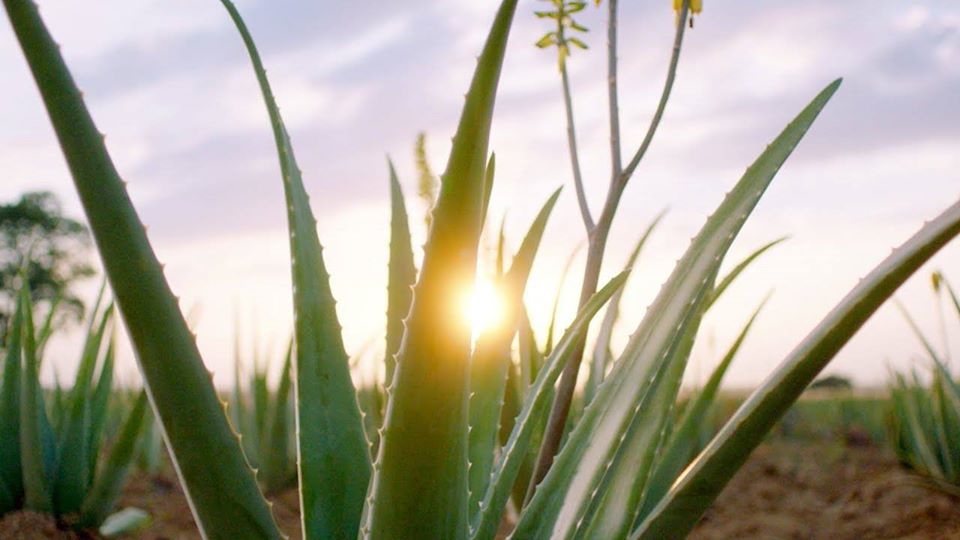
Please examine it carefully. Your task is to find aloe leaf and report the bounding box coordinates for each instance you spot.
[930,370,957,480]
[932,364,960,482]
[480,154,496,228]
[635,198,960,540]
[893,374,942,476]
[56,302,113,515]
[468,188,561,521]
[219,3,371,538]
[79,391,148,527]
[941,276,960,320]
[0,296,24,510]
[496,308,542,511]
[2,2,282,536]
[230,329,247,444]
[897,300,946,363]
[249,361,269,469]
[586,210,666,403]
[545,241,586,354]
[98,507,151,538]
[635,299,766,525]
[517,307,543,398]
[263,343,294,493]
[386,160,417,385]
[19,288,53,513]
[87,331,116,484]
[930,356,960,423]
[35,293,63,361]
[500,311,537,444]
[136,410,162,476]
[496,215,508,278]
[575,287,708,540]
[704,237,787,310]
[514,79,842,540]
[365,2,518,538]
[471,274,628,540]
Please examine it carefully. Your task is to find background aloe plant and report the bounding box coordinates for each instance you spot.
[228,337,296,494]
[889,271,960,494]
[4,0,960,539]
[0,282,148,536]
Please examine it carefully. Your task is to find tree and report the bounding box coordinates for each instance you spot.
[808,374,854,391]
[0,191,94,340]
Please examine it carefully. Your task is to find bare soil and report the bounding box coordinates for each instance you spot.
[690,441,960,540]
[7,440,958,539]
[0,510,89,539]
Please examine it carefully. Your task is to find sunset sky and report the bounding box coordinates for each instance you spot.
[2,0,958,389]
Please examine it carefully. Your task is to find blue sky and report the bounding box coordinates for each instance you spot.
[2,0,958,388]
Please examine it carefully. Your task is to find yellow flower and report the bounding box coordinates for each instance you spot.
[673,0,702,15]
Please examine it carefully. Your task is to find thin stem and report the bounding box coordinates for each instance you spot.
[607,0,623,181]
[524,0,691,503]
[561,61,595,232]
[619,1,689,185]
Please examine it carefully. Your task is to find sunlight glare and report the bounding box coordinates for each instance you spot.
[461,278,507,337]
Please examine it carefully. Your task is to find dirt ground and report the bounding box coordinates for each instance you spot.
[5,440,958,539]
[689,441,960,540]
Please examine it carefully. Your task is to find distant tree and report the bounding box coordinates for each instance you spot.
[0,191,95,340]
[808,374,854,391]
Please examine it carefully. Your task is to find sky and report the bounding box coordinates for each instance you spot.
[1,0,958,390]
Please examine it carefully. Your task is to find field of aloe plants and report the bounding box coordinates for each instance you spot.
[2,0,960,538]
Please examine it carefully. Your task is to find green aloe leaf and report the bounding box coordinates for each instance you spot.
[19,288,54,513]
[386,160,418,385]
[545,241,586,353]
[480,154,496,228]
[930,369,957,481]
[893,372,943,477]
[495,308,543,512]
[705,236,787,310]
[230,330,248,450]
[365,1,519,538]
[940,275,960,320]
[575,289,707,540]
[249,359,269,468]
[896,300,946,364]
[263,343,294,494]
[35,293,63,361]
[468,188,561,521]
[87,331,116,485]
[218,2,371,538]
[1,1,281,536]
[55,302,113,515]
[471,274,628,540]
[635,198,960,540]
[513,79,842,540]
[586,210,666,403]
[0,296,24,512]
[931,360,960,482]
[635,299,766,524]
[80,391,149,527]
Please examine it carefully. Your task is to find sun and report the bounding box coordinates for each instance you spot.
[461,278,507,337]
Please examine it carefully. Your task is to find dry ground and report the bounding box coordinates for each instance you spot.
[3,440,958,539]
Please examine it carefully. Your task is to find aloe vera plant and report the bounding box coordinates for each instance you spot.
[889,271,960,493]
[0,284,149,535]
[5,0,960,539]
[228,338,296,494]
